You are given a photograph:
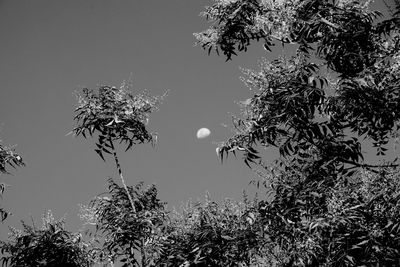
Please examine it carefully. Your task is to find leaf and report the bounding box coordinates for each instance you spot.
[95,149,105,161]
[102,147,112,155]
[125,140,133,152]
[348,204,363,210]
[346,255,355,264]
[264,43,271,52]
[356,239,369,246]
[221,235,235,241]
[0,209,8,222]
[244,159,251,168]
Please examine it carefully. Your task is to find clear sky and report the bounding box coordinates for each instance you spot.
[0,0,279,236]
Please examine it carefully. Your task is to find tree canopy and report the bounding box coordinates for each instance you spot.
[194,0,400,265]
[1,0,400,266]
[0,211,93,267]
[196,0,400,172]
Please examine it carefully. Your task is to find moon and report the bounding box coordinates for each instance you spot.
[196,128,211,139]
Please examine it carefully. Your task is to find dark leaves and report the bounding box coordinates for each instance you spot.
[154,196,267,266]
[86,179,167,266]
[72,85,165,161]
[193,1,400,266]
[195,0,270,60]
[0,217,92,267]
[0,142,24,175]
[0,208,8,222]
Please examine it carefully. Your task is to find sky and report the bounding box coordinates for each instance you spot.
[0,0,392,241]
[0,0,280,237]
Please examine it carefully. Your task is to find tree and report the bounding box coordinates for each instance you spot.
[195,0,400,265]
[79,179,167,267]
[0,211,93,267]
[152,193,276,267]
[196,0,400,171]
[73,80,167,266]
[72,80,166,212]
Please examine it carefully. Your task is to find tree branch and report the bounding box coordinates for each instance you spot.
[318,15,340,30]
[109,137,136,213]
[340,158,399,170]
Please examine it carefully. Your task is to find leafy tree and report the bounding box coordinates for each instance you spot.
[318,168,400,266]
[79,179,167,267]
[73,80,167,266]
[0,211,93,267]
[196,0,400,265]
[72,80,166,212]
[197,0,400,171]
[151,193,277,267]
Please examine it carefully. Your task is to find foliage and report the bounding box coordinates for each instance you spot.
[0,211,93,267]
[208,0,400,172]
[72,81,166,161]
[195,0,385,67]
[253,166,400,266]
[152,194,277,267]
[0,141,24,175]
[79,179,167,267]
[194,0,272,60]
[0,139,24,222]
[320,168,400,266]
[197,0,400,266]
[72,80,167,213]
[3,1,400,267]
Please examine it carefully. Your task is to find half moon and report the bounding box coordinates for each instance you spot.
[196,128,211,139]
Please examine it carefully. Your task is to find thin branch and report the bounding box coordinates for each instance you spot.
[340,158,399,169]
[109,137,136,213]
[317,15,340,30]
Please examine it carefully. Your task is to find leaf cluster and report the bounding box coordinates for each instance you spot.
[195,0,270,60]
[0,214,93,267]
[218,54,367,176]
[72,85,164,161]
[153,196,274,267]
[0,140,24,222]
[0,141,24,175]
[197,1,400,266]
[85,178,167,266]
[257,167,400,266]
